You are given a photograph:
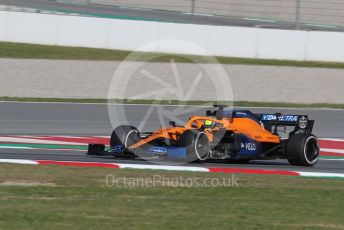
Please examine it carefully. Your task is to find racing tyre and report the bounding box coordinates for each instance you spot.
[110,125,141,149]
[179,130,210,163]
[287,133,320,166]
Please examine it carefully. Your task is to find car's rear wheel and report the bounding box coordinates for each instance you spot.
[287,133,320,166]
[179,130,210,163]
[110,125,141,149]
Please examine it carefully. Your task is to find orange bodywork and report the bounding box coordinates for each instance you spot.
[130,116,280,149]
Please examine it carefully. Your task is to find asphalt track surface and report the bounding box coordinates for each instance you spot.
[1,0,343,31]
[1,102,343,137]
[0,102,343,174]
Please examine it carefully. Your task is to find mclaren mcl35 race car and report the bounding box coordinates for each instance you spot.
[88,105,320,166]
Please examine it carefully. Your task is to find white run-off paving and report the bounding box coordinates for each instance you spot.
[0,58,343,104]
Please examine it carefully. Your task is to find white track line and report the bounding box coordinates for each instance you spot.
[321,148,344,154]
[0,137,84,145]
[0,146,33,149]
[320,138,344,142]
[0,159,38,165]
[118,163,209,172]
[298,172,344,178]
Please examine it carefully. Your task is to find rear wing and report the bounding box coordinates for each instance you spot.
[208,106,314,135]
[256,113,314,135]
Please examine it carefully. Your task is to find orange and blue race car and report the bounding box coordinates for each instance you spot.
[88,105,320,166]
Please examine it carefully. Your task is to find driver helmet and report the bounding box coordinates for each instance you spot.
[204,119,214,128]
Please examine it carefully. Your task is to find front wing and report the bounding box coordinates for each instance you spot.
[88,144,187,160]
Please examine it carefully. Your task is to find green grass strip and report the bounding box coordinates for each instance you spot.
[0,164,343,229]
[1,42,344,68]
[320,156,344,159]
[1,97,344,109]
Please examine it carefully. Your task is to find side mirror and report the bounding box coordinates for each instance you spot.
[169,121,176,127]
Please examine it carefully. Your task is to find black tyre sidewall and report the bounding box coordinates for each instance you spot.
[179,130,210,162]
[110,125,140,148]
[287,133,320,166]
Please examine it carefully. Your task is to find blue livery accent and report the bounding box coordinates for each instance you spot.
[166,147,187,159]
[111,145,124,155]
[234,111,260,123]
[225,110,261,125]
[146,146,187,159]
[238,135,261,155]
[146,146,168,156]
[222,110,232,118]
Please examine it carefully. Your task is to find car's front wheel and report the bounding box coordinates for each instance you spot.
[110,125,141,150]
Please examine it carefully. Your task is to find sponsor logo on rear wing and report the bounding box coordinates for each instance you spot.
[261,114,299,122]
[260,114,312,131]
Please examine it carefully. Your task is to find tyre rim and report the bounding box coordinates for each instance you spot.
[304,136,320,165]
[125,130,139,148]
[194,132,210,161]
